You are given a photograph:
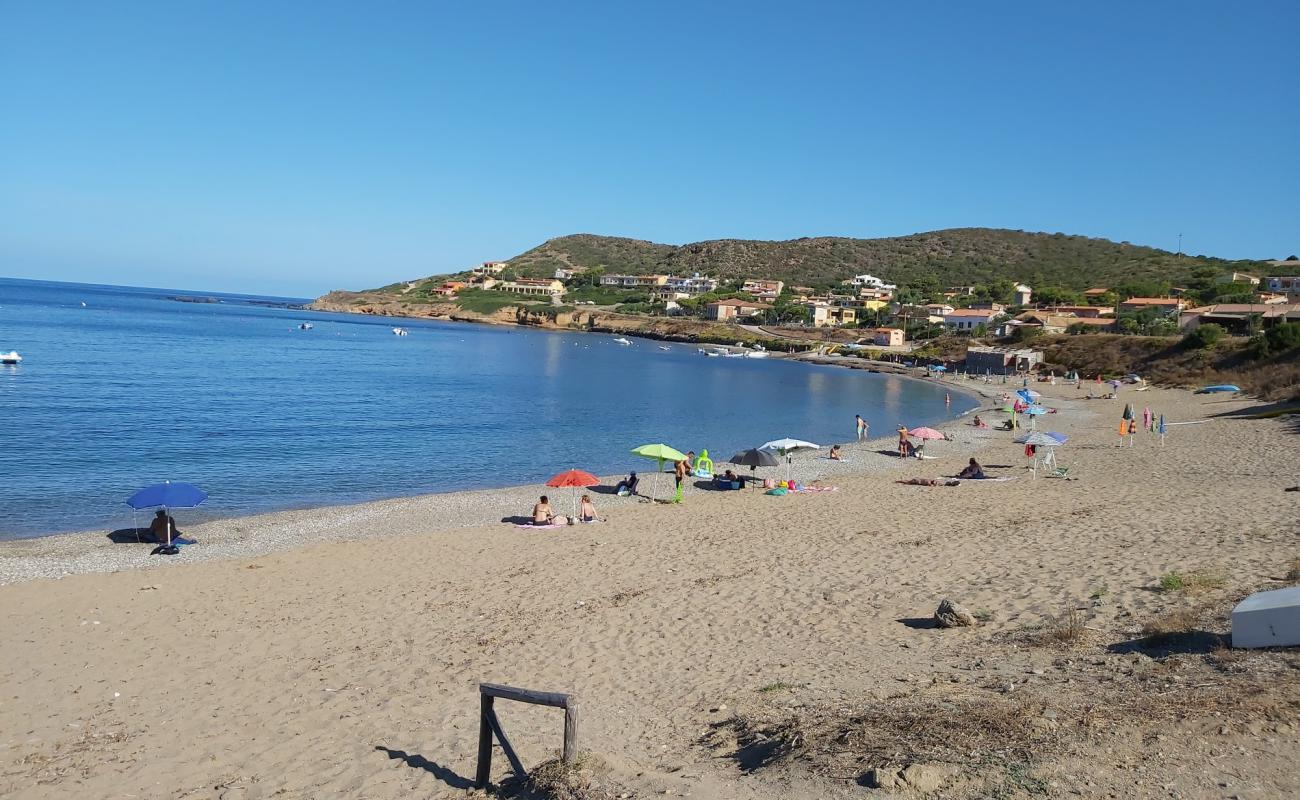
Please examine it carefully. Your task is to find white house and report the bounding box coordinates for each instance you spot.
[942,308,1002,332]
[846,273,897,291]
[665,274,719,295]
[1014,283,1033,306]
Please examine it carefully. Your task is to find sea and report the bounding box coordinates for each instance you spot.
[0,277,976,539]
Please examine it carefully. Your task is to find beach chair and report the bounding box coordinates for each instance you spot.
[1043,462,1074,480]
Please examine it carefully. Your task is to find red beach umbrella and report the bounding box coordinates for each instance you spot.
[546,469,601,521]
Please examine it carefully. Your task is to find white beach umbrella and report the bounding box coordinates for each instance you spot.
[759,438,820,479]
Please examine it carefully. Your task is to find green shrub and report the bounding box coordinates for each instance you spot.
[1183,323,1225,349]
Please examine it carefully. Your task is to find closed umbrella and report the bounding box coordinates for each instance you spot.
[630,443,686,502]
[1158,413,1166,446]
[546,469,600,521]
[126,480,207,555]
[1122,403,1134,420]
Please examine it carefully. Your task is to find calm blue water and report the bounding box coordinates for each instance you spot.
[0,277,975,538]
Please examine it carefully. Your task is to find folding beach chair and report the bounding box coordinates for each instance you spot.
[1044,462,1075,480]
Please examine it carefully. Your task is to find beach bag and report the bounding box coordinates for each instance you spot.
[763,478,776,489]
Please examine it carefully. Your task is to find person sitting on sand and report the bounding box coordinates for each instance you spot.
[532,495,556,525]
[972,414,987,429]
[956,458,985,480]
[829,444,842,461]
[578,494,597,523]
[147,509,182,543]
[615,472,638,496]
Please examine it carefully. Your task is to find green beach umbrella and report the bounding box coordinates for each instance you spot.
[631,443,687,502]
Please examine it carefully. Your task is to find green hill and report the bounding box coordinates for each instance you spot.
[337,228,1273,300]
[505,229,1267,294]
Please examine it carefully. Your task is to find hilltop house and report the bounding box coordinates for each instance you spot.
[600,274,669,289]
[1119,297,1187,314]
[741,279,784,301]
[430,281,467,297]
[1177,303,1300,335]
[845,274,897,291]
[474,261,507,275]
[943,308,1002,332]
[1263,275,1300,300]
[1013,284,1033,306]
[666,275,719,295]
[493,278,566,297]
[805,302,856,327]
[706,298,771,321]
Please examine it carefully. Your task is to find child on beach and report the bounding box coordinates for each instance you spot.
[829,444,843,460]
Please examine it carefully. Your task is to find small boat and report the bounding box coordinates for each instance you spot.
[613,337,631,345]
[1,351,21,365]
[745,349,769,358]
[392,327,409,336]
[298,323,313,330]
[704,350,720,357]
[658,346,670,351]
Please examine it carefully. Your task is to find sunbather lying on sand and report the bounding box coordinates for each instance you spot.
[896,477,960,487]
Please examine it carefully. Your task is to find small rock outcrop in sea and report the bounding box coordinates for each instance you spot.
[934,598,978,628]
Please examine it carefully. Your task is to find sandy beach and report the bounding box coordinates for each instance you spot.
[2,384,1297,799]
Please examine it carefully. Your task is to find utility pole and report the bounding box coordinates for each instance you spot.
[1177,233,1183,261]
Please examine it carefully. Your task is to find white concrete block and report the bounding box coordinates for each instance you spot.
[1231,585,1300,649]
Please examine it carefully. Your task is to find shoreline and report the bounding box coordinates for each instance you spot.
[0,381,999,585]
[0,332,983,548]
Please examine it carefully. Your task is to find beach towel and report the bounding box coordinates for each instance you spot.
[966,476,1018,482]
[796,486,839,493]
[172,536,197,546]
[514,522,566,530]
[765,488,788,496]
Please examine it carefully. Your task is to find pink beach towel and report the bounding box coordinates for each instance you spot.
[796,486,840,493]
[514,522,566,530]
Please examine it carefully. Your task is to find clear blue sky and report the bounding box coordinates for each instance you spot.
[2,1,1297,297]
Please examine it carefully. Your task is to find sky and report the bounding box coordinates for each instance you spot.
[1,1,1297,297]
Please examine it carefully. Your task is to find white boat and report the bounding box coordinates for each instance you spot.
[658,346,670,351]
[745,350,769,358]
[1,351,21,365]
[392,327,409,336]
[298,322,313,330]
[613,337,631,345]
[704,350,720,357]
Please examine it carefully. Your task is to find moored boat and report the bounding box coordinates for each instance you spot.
[1,350,21,365]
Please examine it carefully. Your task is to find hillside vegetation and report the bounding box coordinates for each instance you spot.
[504,229,1269,292]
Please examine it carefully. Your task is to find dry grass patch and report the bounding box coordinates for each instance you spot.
[1139,608,1200,645]
[1036,607,1087,647]
[1286,557,1300,584]
[522,753,620,800]
[1158,570,1225,594]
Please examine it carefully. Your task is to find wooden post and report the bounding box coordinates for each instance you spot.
[474,682,578,785]
[474,694,494,789]
[562,700,579,764]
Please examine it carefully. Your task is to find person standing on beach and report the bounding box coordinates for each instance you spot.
[855,414,867,442]
[897,425,910,458]
[945,392,951,408]
[673,458,688,503]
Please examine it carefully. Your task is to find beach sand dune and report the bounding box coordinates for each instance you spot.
[2,386,1297,798]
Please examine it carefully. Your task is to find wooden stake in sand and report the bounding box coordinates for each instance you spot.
[474,682,579,788]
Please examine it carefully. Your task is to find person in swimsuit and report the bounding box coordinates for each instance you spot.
[829,444,842,461]
[147,510,182,543]
[956,458,985,479]
[532,496,555,525]
[855,414,867,442]
[897,426,910,458]
[578,495,597,523]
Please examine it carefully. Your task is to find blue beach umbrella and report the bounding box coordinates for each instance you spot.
[127,481,208,510]
[1043,431,1068,444]
[126,481,207,551]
